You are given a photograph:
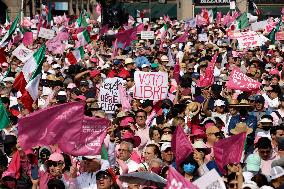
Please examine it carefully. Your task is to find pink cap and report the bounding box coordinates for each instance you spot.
[90,70,101,78]
[120,117,134,127]
[269,69,280,76]
[1,62,8,67]
[48,153,64,162]
[90,58,97,63]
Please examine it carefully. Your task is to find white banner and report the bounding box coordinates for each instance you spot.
[141,31,155,40]
[98,77,125,114]
[12,44,34,62]
[133,71,168,100]
[236,31,265,49]
[38,27,55,39]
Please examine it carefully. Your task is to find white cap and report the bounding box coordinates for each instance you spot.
[84,155,101,160]
[3,77,15,83]
[67,83,76,89]
[160,142,171,151]
[1,62,9,67]
[57,91,67,96]
[170,44,176,48]
[214,99,225,107]
[52,64,61,69]
[241,181,259,189]
[42,87,53,96]
[141,64,149,68]
[270,166,284,180]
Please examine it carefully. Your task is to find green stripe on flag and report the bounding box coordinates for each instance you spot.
[82,30,91,43]
[6,9,10,23]
[237,13,249,30]
[78,46,84,58]
[101,144,108,160]
[268,20,282,44]
[0,98,10,130]
[0,12,20,46]
[29,45,47,81]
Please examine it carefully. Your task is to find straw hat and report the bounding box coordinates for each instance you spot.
[230,99,251,107]
[186,102,201,117]
[229,99,239,106]
[230,122,253,135]
[192,140,211,155]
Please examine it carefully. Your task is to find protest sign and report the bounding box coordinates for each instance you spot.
[236,31,264,49]
[251,20,267,31]
[12,44,34,62]
[141,31,154,39]
[133,71,168,100]
[38,27,55,39]
[193,169,226,189]
[198,33,208,41]
[185,18,196,28]
[46,38,65,54]
[99,77,124,113]
[166,166,198,189]
[265,21,277,33]
[226,67,261,91]
[23,32,33,46]
[276,32,284,41]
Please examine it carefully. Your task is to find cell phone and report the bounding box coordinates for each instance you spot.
[31,166,39,180]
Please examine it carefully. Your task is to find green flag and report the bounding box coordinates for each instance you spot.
[0,12,20,47]
[0,99,10,130]
[268,20,282,44]
[237,13,249,30]
[101,144,108,160]
[47,3,53,24]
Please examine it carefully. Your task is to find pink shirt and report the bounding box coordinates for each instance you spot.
[135,126,150,151]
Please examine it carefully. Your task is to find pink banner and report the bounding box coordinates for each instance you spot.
[198,53,218,87]
[166,166,198,189]
[23,32,33,46]
[214,132,246,174]
[118,85,131,111]
[226,67,261,92]
[173,31,188,43]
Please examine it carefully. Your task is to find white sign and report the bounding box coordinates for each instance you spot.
[141,31,155,40]
[251,20,268,31]
[98,77,125,114]
[230,1,236,10]
[193,169,226,189]
[198,33,208,42]
[38,27,55,39]
[236,31,264,49]
[133,71,168,100]
[12,44,34,62]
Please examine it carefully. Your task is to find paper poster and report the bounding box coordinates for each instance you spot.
[133,71,168,100]
[98,77,125,113]
[12,44,34,62]
[141,31,154,40]
[193,169,226,189]
[236,31,264,49]
[198,33,208,42]
[38,27,55,39]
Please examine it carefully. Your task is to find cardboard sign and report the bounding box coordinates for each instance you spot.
[276,32,284,41]
[236,31,263,49]
[98,77,124,113]
[133,71,168,100]
[38,27,55,39]
[193,169,226,189]
[12,44,34,62]
[198,33,208,42]
[140,31,154,40]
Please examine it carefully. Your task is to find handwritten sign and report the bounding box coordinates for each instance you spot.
[236,31,264,49]
[226,67,261,92]
[133,71,168,100]
[38,27,55,39]
[141,31,154,40]
[193,169,226,189]
[12,44,34,62]
[98,77,124,113]
[276,32,284,41]
[198,33,208,42]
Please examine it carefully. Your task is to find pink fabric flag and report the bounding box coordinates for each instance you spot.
[226,67,261,92]
[99,25,109,35]
[23,32,33,46]
[171,126,193,167]
[136,23,144,33]
[173,31,188,43]
[198,53,218,87]
[3,151,21,179]
[18,102,85,151]
[46,38,65,54]
[223,12,231,26]
[115,27,137,47]
[118,85,131,111]
[166,166,198,189]
[213,132,246,174]
[196,15,207,26]
[13,35,22,44]
[216,12,222,25]
[282,7,284,15]
[95,3,102,15]
[57,31,69,41]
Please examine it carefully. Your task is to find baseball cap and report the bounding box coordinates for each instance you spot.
[67,83,76,89]
[160,142,171,152]
[1,62,8,67]
[214,99,225,107]
[245,154,261,172]
[242,181,258,189]
[120,117,134,127]
[270,166,284,180]
[90,70,101,78]
[113,59,122,65]
[48,153,64,162]
[141,64,150,68]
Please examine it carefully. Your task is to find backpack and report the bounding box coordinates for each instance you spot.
[273,110,284,126]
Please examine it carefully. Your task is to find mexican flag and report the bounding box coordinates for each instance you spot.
[75,11,88,28]
[77,30,91,46]
[159,25,168,40]
[5,9,10,26]
[236,13,249,30]
[0,99,10,129]
[67,46,84,65]
[0,13,20,47]
[268,20,282,44]
[13,45,46,111]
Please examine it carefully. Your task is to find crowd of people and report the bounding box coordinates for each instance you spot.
[0,6,284,189]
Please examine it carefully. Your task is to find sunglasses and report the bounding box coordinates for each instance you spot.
[96,174,110,180]
[47,161,63,167]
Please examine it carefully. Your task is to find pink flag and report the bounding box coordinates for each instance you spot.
[196,15,207,26]
[173,31,188,43]
[213,132,246,174]
[223,12,231,26]
[3,151,21,179]
[99,25,109,35]
[166,166,198,189]
[23,32,33,46]
[56,31,69,41]
[136,23,144,33]
[111,39,118,59]
[13,35,22,44]
[46,38,65,54]
[115,27,137,46]
[173,58,180,85]
[226,67,261,92]
[198,53,218,87]
[18,102,84,151]
[95,3,102,15]
[216,12,222,25]
[118,85,131,111]
[171,126,193,167]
